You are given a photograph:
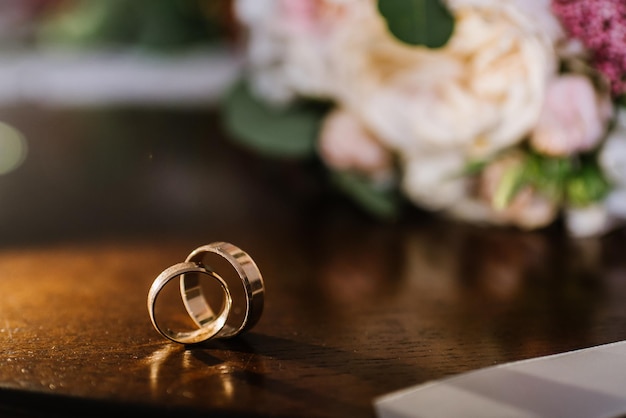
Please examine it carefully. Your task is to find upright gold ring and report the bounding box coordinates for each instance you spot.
[182,241,265,339]
[146,242,264,344]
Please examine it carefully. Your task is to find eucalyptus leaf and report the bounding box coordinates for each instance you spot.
[330,171,401,220]
[221,81,329,158]
[377,0,454,48]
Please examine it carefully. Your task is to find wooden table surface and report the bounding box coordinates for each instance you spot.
[0,105,625,418]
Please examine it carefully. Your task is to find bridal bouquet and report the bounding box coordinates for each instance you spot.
[222,0,626,238]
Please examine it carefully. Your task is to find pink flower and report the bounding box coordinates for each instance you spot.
[278,0,348,34]
[479,152,558,229]
[530,74,612,156]
[318,108,393,180]
[552,0,626,97]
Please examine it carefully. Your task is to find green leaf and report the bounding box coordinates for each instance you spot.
[220,80,329,158]
[462,159,489,176]
[493,164,524,210]
[377,0,454,48]
[522,152,572,202]
[330,171,401,220]
[38,0,223,52]
[565,161,610,207]
[475,149,611,211]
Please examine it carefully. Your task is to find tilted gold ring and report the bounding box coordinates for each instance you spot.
[147,261,232,344]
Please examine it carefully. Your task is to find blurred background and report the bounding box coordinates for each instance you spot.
[0,0,239,106]
[0,0,625,310]
[0,0,276,247]
[0,5,625,415]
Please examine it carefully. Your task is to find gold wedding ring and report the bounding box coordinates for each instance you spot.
[147,242,264,344]
[182,241,265,338]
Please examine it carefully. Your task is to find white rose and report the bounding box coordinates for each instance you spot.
[234,0,294,104]
[561,193,624,239]
[599,108,626,186]
[605,188,626,219]
[564,204,616,238]
[599,111,626,230]
[234,0,377,105]
[401,151,469,211]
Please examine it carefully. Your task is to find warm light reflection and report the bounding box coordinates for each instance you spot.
[144,342,257,404]
[147,344,182,394]
[401,223,609,360]
[0,122,27,175]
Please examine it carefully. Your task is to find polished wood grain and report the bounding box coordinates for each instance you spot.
[0,106,625,418]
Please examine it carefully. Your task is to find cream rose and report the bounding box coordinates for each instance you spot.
[401,151,469,211]
[336,0,561,160]
[327,0,561,212]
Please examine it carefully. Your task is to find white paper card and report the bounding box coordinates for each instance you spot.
[374,340,626,418]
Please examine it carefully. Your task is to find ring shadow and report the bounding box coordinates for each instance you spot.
[177,332,434,417]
